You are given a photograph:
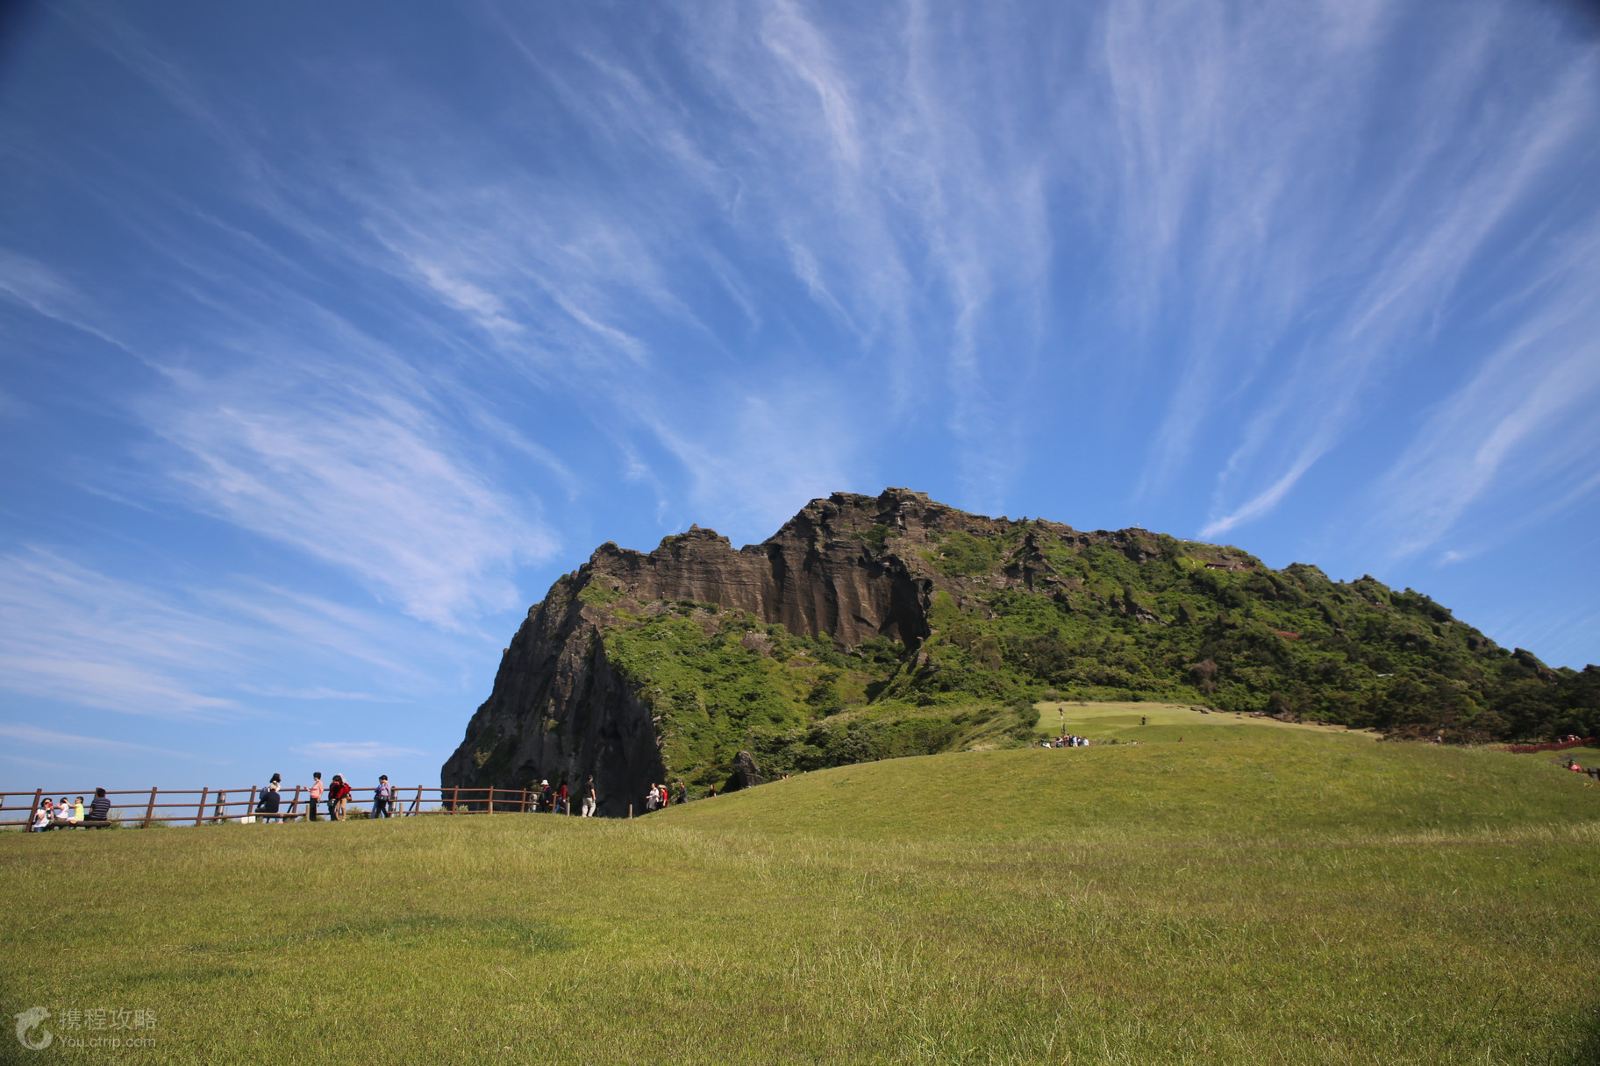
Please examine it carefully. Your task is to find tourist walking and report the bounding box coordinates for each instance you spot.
[581,776,597,818]
[373,775,393,818]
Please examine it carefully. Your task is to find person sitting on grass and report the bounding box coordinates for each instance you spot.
[1567,758,1585,773]
[31,798,53,832]
[86,788,111,824]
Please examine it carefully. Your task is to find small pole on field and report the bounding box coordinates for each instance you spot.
[29,788,42,822]
[290,785,302,820]
[412,785,421,816]
[450,784,459,813]
[144,787,158,827]
[488,787,495,815]
[195,787,209,827]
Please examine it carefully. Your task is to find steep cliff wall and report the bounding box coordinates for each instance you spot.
[441,489,947,814]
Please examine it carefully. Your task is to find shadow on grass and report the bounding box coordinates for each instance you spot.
[1567,1005,1600,1066]
[184,915,577,957]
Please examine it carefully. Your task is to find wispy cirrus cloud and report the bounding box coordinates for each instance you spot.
[1100,0,1599,541]
[1367,226,1600,559]
[0,547,444,719]
[0,548,243,718]
[294,740,425,763]
[145,362,556,629]
[0,723,199,762]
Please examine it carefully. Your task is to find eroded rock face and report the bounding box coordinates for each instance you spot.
[585,491,941,649]
[722,751,765,794]
[441,489,951,815]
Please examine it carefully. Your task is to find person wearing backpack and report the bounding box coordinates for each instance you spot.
[372,775,393,818]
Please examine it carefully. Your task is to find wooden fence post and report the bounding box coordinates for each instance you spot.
[520,788,528,813]
[628,803,633,819]
[290,785,302,820]
[450,785,459,813]
[144,787,158,827]
[412,786,421,816]
[223,790,235,823]
[487,787,495,815]
[29,788,42,823]
[195,787,209,827]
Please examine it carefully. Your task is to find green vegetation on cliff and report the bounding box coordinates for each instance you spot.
[593,511,1596,790]
[602,602,1033,790]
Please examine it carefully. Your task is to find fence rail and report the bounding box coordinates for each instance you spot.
[1,784,584,829]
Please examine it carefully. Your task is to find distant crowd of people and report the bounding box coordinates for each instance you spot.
[522,776,598,816]
[29,789,112,831]
[252,771,378,822]
[1043,734,1092,748]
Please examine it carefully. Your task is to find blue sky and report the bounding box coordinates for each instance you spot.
[2,0,1598,795]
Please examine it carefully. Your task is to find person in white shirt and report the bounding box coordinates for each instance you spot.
[31,800,53,832]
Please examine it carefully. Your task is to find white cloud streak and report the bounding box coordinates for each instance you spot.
[294,740,425,763]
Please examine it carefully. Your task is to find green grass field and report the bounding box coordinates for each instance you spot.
[3,704,1597,1064]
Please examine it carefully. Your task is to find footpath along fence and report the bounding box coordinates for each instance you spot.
[0,785,588,829]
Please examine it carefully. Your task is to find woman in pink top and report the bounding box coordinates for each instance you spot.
[308,771,324,821]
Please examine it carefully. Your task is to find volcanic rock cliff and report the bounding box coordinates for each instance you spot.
[442,489,1598,814]
[441,489,950,814]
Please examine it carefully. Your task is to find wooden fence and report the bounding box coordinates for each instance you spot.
[1504,736,1596,754]
[0,784,589,830]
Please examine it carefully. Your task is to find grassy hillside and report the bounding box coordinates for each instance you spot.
[4,706,1598,1063]
[895,525,1599,741]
